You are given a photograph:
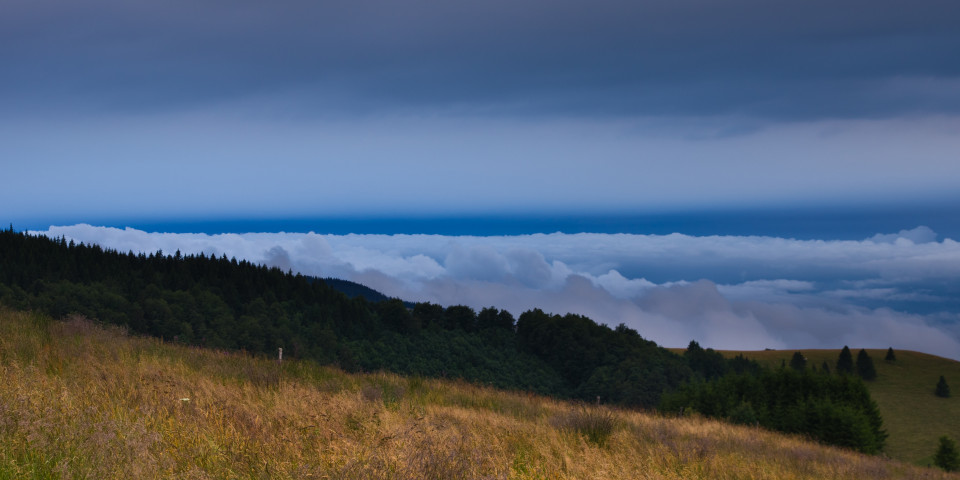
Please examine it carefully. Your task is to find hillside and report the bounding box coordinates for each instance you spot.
[0,228,688,406]
[0,309,954,479]
[315,277,415,309]
[721,349,960,466]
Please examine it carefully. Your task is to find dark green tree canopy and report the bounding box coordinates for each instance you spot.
[836,346,855,375]
[684,340,727,380]
[789,351,807,371]
[443,305,477,331]
[660,368,887,454]
[856,349,877,381]
[476,306,515,331]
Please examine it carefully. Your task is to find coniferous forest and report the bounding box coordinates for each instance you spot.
[0,227,886,453]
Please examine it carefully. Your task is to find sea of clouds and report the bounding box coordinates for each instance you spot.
[36,224,960,359]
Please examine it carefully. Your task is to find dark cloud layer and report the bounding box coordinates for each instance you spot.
[4,0,959,119]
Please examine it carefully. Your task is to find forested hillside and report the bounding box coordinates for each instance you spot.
[0,227,889,454]
[0,227,685,401]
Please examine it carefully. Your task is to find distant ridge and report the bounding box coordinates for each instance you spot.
[314,277,415,309]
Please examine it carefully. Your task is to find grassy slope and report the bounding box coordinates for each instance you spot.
[0,309,954,479]
[719,348,960,466]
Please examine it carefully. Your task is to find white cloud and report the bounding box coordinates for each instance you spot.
[34,224,960,359]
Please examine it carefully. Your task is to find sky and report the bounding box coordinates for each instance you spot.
[4,0,960,356]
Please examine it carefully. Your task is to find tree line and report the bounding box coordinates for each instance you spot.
[0,227,886,452]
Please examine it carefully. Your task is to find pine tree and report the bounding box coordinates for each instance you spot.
[836,346,854,375]
[789,351,807,371]
[935,436,960,471]
[856,349,877,381]
[936,376,951,398]
[885,347,896,362]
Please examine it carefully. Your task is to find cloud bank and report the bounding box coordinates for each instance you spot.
[36,224,960,359]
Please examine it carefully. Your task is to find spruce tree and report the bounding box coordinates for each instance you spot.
[836,346,854,375]
[789,351,807,371]
[936,376,951,398]
[885,347,896,362]
[856,349,877,381]
[935,436,960,471]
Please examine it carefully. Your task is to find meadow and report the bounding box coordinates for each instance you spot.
[0,307,954,479]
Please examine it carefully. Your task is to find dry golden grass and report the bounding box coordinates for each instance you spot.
[0,308,955,479]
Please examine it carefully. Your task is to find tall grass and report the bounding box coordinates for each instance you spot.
[0,307,954,479]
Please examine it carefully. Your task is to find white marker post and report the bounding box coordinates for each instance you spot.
[278,347,283,364]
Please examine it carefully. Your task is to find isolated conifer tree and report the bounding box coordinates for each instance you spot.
[821,361,831,375]
[936,376,951,398]
[885,347,896,362]
[789,351,807,371]
[856,349,877,381]
[935,436,960,471]
[836,346,854,375]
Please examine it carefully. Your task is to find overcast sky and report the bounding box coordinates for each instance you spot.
[3,0,960,225]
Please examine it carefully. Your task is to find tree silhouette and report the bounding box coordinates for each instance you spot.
[885,347,896,362]
[936,376,951,398]
[789,351,807,371]
[856,349,877,381]
[836,346,854,375]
